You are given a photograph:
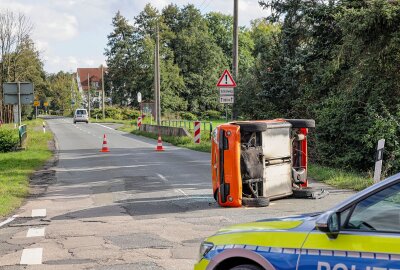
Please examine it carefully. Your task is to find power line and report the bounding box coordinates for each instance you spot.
[200,0,213,14]
[198,0,208,10]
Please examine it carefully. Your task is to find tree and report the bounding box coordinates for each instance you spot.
[46,72,78,116]
[0,11,33,123]
[104,11,136,106]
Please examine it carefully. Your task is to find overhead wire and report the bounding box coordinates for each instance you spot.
[199,0,213,14]
[198,0,209,10]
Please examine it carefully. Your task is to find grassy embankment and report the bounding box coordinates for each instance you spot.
[0,119,53,217]
[110,117,372,191]
[308,164,372,191]
[89,118,135,125]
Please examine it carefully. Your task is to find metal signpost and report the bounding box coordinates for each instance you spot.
[217,70,237,121]
[3,82,34,125]
[44,102,49,114]
[34,100,40,118]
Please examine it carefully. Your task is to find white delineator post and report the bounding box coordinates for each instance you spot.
[373,139,385,183]
[194,121,201,144]
[42,122,46,133]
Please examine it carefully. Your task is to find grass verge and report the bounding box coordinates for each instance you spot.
[309,164,373,191]
[89,118,134,125]
[0,119,53,217]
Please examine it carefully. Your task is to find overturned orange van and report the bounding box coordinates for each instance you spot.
[211,119,316,207]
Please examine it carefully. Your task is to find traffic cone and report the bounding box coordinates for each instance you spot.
[156,135,164,151]
[100,134,110,152]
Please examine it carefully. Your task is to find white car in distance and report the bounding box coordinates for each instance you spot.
[73,109,89,124]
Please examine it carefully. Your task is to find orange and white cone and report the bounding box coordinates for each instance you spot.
[156,135,164,151]
[100,134,110,152]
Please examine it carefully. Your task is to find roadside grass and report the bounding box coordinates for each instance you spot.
[0,119,53,217]
[89,118,134,125]
[308,164,373,191]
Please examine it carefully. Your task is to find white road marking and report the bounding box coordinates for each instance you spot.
[20,248,43,265]
[0,215,18,228]
[56,164,150,172]
[175,189,188,197]
[31,209,46,217]
[156,173,168,182]
[96,123,114,130]
[26,227,45,238]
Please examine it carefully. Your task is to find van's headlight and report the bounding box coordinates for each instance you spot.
[199,242,214,260]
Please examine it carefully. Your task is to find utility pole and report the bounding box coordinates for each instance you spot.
[87,73,91,118]
[233,0,239,79]
[156,25,161,126]
[232,0,239,120]
[154,40,158,125]
[101,65,105,119]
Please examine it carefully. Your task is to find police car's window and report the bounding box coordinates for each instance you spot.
[340,207,351,227]
[345,183,400,232]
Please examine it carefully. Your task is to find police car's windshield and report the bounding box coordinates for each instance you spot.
[345,183,400,232]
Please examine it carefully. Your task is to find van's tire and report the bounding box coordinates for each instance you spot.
[234,122,269,132]
[285,119,315,128]
[230,264,263,270]
[242,196,270,207]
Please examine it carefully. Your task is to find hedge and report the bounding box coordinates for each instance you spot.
[0,129,19,152]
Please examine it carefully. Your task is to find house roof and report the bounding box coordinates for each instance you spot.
[76,67,106,91]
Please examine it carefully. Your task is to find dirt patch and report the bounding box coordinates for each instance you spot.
[29,133,59,197]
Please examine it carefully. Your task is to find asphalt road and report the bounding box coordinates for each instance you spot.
[0,117,355,269]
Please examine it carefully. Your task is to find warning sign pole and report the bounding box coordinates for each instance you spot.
[217,70,236,122]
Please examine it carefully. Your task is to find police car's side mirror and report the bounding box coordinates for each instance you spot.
[316,211,340,239]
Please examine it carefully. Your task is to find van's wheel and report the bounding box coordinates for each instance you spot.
[233,122,268,132]
[213,190,218,202]
[285,119,315,128]
[230,264,263,270]
[242,196,269,207]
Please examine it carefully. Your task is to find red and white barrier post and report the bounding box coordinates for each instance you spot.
[137,117,142,128]
[194,121,201,144]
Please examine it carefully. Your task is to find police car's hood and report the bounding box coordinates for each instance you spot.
[216,212,321,235]
[205,213,320,249]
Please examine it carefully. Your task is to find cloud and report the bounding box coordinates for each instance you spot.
[35,40,49,52]
[0,0,270,73]
[84,59,95,66]
[39,13,78,41]
[67,56,78,70]
[0,1,79,42]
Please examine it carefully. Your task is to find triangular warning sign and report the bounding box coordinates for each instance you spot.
[216,69,237,87]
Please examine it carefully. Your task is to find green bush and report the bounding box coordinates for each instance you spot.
[0,129,19,152]
[91,107,140,120]
[121,108,140,120]
[178,111,197,120]
[201,110,222,120]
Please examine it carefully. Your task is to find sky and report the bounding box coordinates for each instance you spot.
[0,0,269,74]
